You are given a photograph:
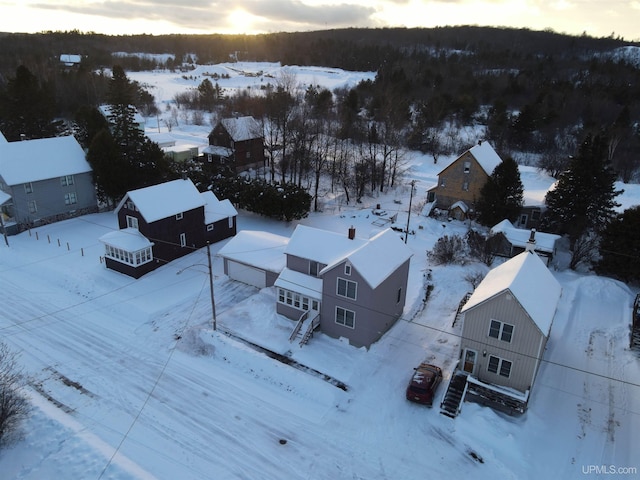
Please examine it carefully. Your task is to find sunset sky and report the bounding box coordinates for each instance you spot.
[0,0,637,41]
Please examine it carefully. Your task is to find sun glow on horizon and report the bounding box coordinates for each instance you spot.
[227,9,262,35]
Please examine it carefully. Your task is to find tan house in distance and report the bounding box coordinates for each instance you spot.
[427,141,502,219]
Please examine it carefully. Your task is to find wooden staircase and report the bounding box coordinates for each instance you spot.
[440,371,468,418]
[289,312,320,347]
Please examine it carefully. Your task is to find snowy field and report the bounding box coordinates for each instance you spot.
[0,62,639,479]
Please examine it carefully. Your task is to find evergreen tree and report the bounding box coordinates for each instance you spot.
[542,133,622,245]
[475,156,524,226]
[87,65,174,203]
[595,206,640,283]
[0,65,59,140]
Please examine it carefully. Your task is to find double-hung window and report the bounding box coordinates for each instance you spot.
[488,355,512,378]
[489,319,514,342]
[337,277,357,300]
[336,306,355,329]
[126,215,139,229]
[64,192,77,205]
[60,175,74,186]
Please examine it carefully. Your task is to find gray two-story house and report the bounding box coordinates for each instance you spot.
[0,134,97,233]
[275,225,413,348]
[455,251,562,413]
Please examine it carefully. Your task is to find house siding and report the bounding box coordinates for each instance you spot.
[460,290,547,393]
[432,152,490,211]
[208,122,265,173]
[205,216,236,244]
[6,172,97,228]
[320,259,410,348]
[118,204,206,265]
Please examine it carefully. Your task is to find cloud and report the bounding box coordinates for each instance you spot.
[31,0,377,33]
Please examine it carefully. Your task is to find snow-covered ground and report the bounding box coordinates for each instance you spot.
[1,63,639,479]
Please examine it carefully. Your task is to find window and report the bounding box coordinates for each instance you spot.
[180,233,187,247]
[440,178,446,187]
[336,306,355,329]
[337,278,357,300]
[176,212,183,220]
[397,287,402,304]
[105,245,153,266]
[462,181,469,191]
[278,288,285,303]
[463,161,471,173]
[312,300,319,311]
[277,288,317,312]
[246,151,251,159]
[126,216,139,229]
[489,319,514,342]
[60,175,74,186]
[64,192,77,205]
[228,216,234,229]
[207,224,214,232]
[24,182,33,194]
[28,200,37,214]
[344,264,351,276]
[294,293,301,308]
[126,200,135,210]
[488,355,512,378]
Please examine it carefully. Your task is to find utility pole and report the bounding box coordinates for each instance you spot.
[405,180,415,244]
[207,242,217,331]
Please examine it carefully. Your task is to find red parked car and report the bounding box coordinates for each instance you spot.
[406,362,443,406]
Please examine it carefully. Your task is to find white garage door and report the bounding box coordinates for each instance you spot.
[228,261,267,288]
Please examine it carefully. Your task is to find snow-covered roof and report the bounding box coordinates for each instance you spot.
[201,191,238,224]
[322,228,413,289]
[99,227,154,251]
[461,251,561,336]
[275,267,323,300]
[220,116,262,142]
[490,220,560,253]
[217,230,288,273]
[450,200,469,213]
[469,141,502,175]
[286,225,367,266]
[0,135,92,185]
[146,132,177,148]
[287,225,411,289]
[0,131,7,143]
[60,54,82,64]
[117,179,206,224]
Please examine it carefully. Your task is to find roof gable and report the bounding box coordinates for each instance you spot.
[117,179,205,224]
[201,191,238,224]
[0,135,91,185]
[461,251,561,335]
[339,229,412,288]
[469,141,502,175]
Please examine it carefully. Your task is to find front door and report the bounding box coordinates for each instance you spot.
[463,349,477,374]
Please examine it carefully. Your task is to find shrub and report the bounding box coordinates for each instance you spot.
[0,343,30,448]
[427,234,466,265]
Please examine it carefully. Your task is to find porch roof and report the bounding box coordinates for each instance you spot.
[274,268,323,300]
[99,228,154,251]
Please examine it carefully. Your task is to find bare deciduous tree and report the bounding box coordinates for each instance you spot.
[0,343,30,448]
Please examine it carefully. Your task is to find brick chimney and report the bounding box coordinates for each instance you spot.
[348,226,356,240]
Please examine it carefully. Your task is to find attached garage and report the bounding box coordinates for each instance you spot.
[217,230,288,289]
[227,260,268,288]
